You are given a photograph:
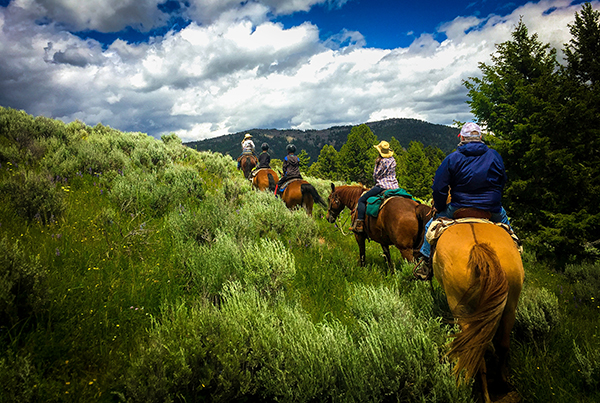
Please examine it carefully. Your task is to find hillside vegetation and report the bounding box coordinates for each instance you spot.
[1,107,599,402]
[185,118,459,161]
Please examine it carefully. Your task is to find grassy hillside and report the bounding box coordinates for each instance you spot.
[185,118,459,161]
[1,107,598,402]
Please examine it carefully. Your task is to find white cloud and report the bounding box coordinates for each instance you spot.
[0,0,596,142]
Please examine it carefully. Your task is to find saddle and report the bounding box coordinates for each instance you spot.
[366,188,414,218]
[426,216,523,256]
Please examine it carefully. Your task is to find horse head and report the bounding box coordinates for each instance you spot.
[326,183,344,223]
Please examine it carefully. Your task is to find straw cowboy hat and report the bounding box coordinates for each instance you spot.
[244,133,253,139]
[374,141,394,158]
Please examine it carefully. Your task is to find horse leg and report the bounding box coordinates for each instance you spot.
[381,245,393,274]
[356,234,366,266]
[479,360,492,403]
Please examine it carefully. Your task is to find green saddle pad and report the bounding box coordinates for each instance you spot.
[366,188,414,217]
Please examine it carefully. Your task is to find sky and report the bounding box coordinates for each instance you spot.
[0,0,596,142]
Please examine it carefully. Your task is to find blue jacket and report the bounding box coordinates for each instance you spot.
[432,142,507,213]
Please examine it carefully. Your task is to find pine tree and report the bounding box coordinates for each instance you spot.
[397,141,433,199]
[297,149,311,172]
[310,144,339,180]
[337,124,378,185]
[465,13,600,264]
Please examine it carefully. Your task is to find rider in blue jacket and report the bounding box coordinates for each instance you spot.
[414,122,511,280]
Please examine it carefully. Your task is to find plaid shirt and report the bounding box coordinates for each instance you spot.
[373,157,398,189]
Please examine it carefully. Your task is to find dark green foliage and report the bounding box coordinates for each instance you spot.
[465,14,600,265]
[337,124,378,185]
[397,141,436,199]
[186,118,459,162]
[0,238,47,329]
[297,148,311,171]
[0,350,38,403]
[564,261,600,306]
[1,172,66,223]
[513,285,560,344]
[307,144,340,180]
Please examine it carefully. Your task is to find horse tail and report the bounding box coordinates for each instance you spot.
[413,203,433,249]
[301,183,327,208]
[267,173,276,192]
[448,242,508,382]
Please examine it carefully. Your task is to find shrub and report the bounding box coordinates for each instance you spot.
[573,339,600,389]
[109,170,171,216]
[160,164,205,201]
[0,350,38,403]
[0,238,47,328]
[514,286,560,344]
[0,171,65,223]
[564,261,600,306]
[241,238,296,297]
[125,283,474,403]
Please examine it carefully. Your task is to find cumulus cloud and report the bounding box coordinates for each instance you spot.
[0,0,596,142]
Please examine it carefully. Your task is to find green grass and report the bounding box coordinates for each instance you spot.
[1,107,599,402]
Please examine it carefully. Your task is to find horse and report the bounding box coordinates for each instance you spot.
[252,168,279,192]
[433,222,524,403]
[326,184,432,273]
[238,154,257,179]
[280,179,327,216]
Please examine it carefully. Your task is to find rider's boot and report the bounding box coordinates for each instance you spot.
[413,252,432,281]
[349,219,364,233]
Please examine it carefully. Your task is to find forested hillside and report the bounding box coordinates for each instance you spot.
[185,117,459,161]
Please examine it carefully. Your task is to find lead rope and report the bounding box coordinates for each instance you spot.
[337,214,350,236]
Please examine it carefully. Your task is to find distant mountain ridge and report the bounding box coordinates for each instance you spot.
[184,118,459,161]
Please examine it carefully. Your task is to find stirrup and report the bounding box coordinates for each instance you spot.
[413,258,432,281]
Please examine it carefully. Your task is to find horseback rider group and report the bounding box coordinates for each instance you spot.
[237,123,514,280]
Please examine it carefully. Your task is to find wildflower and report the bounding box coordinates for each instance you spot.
[56,248,60,256]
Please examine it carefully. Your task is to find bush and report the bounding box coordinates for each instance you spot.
[573,339,600,389]
[0,238,47,328]
[0,171,65,223]
[125,283,474,403]
[0,350,38,403]
[514,286,560,344]
[109,170,172,216]
[564,261,600,306]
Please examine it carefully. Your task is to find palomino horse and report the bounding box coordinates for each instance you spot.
[238,154,257,179]
[252,168,279,192]
[433,222,524,403]
[326,184,432,273]
[280,179,326,216]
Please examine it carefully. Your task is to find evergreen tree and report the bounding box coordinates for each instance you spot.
[297,149,311,172]
[337,124,378,185]
[465,14,600,264]
[397,141,433,200]
[309,144,339,180]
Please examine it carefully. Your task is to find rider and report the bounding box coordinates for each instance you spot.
[275,144,302,196]
[349,140,399,233]
[414,122,511,280]
[237,133,256,169]
[256,143,271,169]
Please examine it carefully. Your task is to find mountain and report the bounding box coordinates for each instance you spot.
[184,118,459,162]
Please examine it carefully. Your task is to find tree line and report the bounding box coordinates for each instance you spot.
[293,3,600,266]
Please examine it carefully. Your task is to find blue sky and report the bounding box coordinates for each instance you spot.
[0,0,595,141]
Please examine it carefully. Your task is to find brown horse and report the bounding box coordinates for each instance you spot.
[238,154,257,179]
[280,179,326,216]
[252,168,279,192]
[433,222,524,403]
[326,184,432,272]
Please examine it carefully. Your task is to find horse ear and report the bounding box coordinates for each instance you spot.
[330,183,335,192]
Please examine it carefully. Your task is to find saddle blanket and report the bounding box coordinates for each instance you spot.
[426,217,523,254]
[279,177,303,191]
[366,188,414,217]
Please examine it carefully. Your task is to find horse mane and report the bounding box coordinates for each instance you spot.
[336,185,368,210]
[448,242,508,381]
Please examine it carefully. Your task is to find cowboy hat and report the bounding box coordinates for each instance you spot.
[374,141,394,158]
[243,133,253,139]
